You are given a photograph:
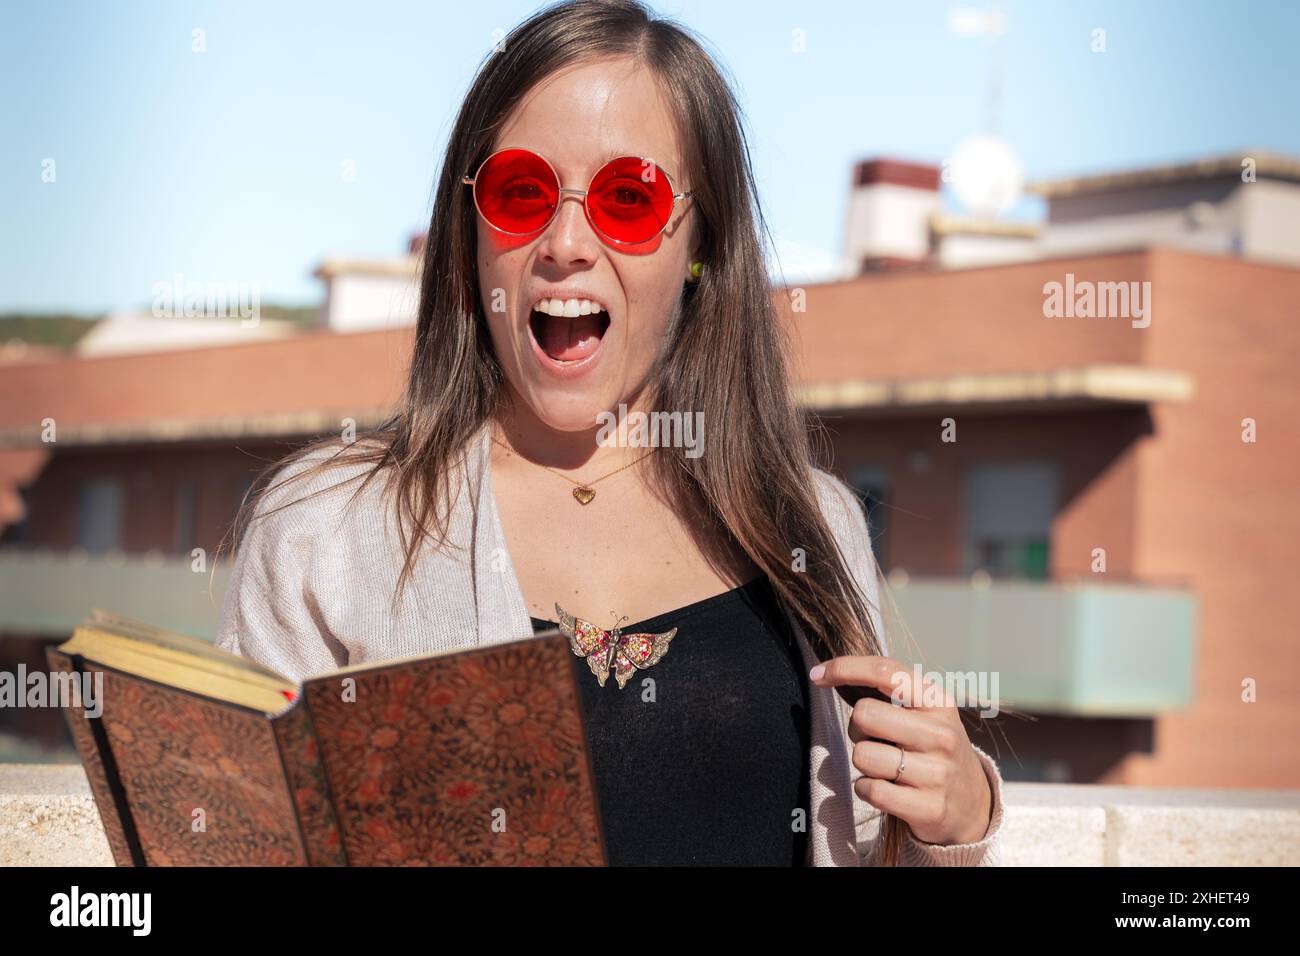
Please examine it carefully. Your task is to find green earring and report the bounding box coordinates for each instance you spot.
[689,261,703,279]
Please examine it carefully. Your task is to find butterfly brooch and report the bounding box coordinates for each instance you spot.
[554,603,678,690]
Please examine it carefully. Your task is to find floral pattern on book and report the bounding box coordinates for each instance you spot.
[304,636,604,866]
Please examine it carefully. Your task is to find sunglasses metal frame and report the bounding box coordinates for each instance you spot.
[462,146,693,246]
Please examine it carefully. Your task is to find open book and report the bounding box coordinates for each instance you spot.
[47,609,606,866]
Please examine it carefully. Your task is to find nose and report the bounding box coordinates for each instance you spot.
[535,189,601,267]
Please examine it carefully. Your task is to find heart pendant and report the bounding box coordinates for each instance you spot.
[572,487,596,505]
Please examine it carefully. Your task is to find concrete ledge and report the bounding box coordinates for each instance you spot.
[2,764,1298,866]
[1000,783,1300,865]
[0,765,114,866]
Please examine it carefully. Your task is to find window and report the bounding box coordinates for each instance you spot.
[226,474,257,540]
[1,486,32,545]
[849,465,890,568]
[231,475,256,515]
[174,479,198,554]
[77,478,125,552]
[962,461,1058,579]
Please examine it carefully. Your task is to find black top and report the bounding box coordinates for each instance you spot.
[530,574,811,866]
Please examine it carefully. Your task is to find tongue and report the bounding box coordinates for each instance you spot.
[539,312,604,361]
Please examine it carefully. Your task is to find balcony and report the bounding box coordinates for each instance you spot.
[0,547,230,640]
[0,551,1199,718]
[889,575,1197,717]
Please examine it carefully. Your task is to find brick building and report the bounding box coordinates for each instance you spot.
[1,151,1297,788]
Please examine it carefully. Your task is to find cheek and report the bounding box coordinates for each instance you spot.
[475,243,521,350]
[476,256,504,310]
[624,278,681,357]
[477,286,522,376]
[474,222,523,296]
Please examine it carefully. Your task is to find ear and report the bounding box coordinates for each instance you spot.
[685,235,703,281]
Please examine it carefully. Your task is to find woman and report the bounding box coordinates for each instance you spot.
[216,0,1004,866]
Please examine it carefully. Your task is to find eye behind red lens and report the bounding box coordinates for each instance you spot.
[587,156,675,244]
[474,148,559,235]
[470,150,678,244]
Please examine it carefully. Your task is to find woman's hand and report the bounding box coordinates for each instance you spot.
[809,656,993,847]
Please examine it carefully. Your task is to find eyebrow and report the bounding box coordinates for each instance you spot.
[498,146,680,184]
[597,148,678,175]
[596,147,651,166]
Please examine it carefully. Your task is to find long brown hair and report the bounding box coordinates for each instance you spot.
[224,0,912,865]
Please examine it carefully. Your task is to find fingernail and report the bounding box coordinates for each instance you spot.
[809,664,825,681]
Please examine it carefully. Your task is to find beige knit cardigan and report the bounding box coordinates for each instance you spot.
[214,425,1006,866]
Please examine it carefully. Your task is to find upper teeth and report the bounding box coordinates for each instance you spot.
[533,297,606,317]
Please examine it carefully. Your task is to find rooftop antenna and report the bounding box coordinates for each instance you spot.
[947,4,1022,219]
[948,3,1008,134]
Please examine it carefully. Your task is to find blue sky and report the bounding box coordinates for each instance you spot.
[2,0,1297,313]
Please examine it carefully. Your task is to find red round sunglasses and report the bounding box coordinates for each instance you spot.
[462,146,693,246]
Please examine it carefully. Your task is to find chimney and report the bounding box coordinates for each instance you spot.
[842,159,942,273]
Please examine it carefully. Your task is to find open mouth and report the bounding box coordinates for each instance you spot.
[528,304,611,365]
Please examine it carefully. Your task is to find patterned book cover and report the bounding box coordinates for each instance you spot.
[301,634,607,866]
[47,647,141,867]
[50,631,606,866]
[273,702,349,865]
[53,647,310,865]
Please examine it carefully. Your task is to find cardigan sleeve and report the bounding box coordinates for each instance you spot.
[213,457,349,683]
[812,470,1006,866]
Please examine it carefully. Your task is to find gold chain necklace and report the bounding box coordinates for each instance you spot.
[490,435,656,505]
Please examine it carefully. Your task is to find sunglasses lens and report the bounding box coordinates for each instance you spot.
[474,149,559,234]
[587,156,676,244]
